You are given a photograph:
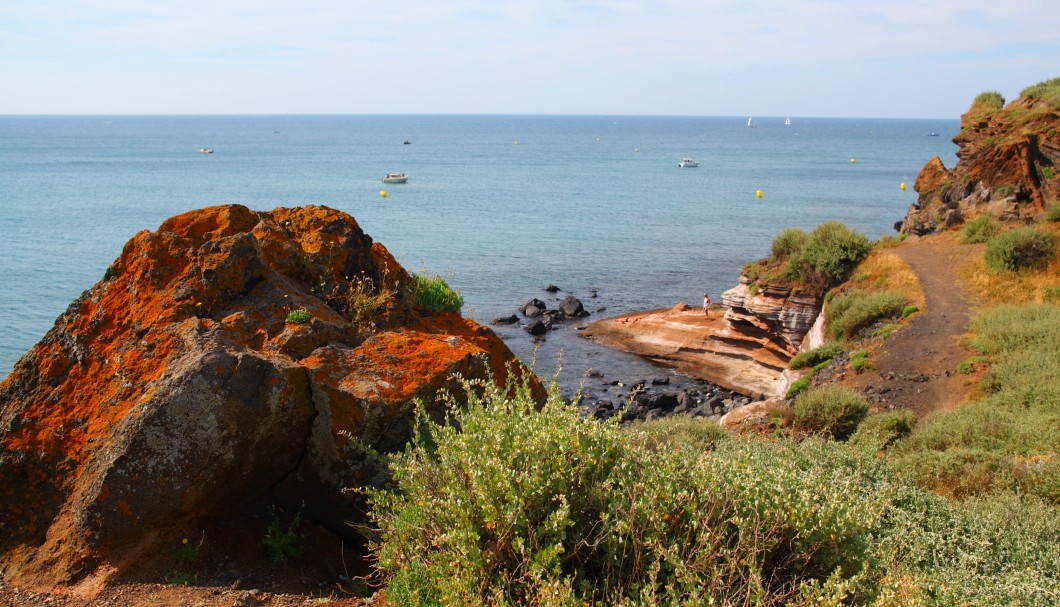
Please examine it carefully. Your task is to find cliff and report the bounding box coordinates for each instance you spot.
[0,204,536,586]
[902,91,1060,234]
[582,283,814,399]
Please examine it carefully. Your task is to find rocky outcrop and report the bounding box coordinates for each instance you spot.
[583,259,826,398]
[582,302,794,399]
[0,204,536,585]
[721,275,821,351]
[901,94,1060,235]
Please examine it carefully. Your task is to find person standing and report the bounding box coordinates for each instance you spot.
[703,292,712,317]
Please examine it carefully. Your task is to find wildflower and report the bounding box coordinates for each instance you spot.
[182,538,189,545]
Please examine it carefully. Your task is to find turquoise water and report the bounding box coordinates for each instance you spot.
[0,115,959,385]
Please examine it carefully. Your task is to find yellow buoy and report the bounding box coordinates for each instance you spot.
[900,182,907,191]
[756,189,763,198]
[380,190,387,198]
[850,158,856,163]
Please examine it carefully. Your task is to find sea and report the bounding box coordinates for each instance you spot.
[0,115,959,391]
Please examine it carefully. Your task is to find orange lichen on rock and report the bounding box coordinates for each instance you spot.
[0,204,537,585]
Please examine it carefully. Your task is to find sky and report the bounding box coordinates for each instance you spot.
[2,1,1058,118]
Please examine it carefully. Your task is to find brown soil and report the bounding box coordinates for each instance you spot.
[0,513,379,607]
[837,234,982,414]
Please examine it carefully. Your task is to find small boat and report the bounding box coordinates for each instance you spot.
[403,140,411,145]
[785,117,792,126]
[747,117,755,128]
[198,148,213,154]
[927,132,940,137]
[382,172,409,183]
[677,158,699,168]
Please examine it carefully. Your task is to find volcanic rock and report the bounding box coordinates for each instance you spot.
[0,204,537,585]
[902,92,1060,234]
[558,295,589,318]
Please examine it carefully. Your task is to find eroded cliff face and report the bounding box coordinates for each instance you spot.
[721,276,821,351]
[0,205,536,585]
[902,95,1060,234]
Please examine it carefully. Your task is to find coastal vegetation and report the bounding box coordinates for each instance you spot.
[361,214,1060,603]
[825,290,908,340]
[366,373,1060,605]
[1020,76,1060,109]
[959,214,1001,244]
[892,303,1060,502]
[983,227,1058,272]
[789,342,842,370]
[406,272,464,314]
[1046,203,1060,222]
[971,90,1005,111]
[285,307,311,324]
[745,221,872,293]
[792,385,869,440]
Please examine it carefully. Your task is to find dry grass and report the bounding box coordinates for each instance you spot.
[857,249,926,308]
[960,223,1060,306]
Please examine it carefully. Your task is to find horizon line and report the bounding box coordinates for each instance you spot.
[0,112,961,121]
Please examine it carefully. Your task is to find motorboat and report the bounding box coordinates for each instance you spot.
[198,148,213,154]
[383,172,409,183]
[677,158,699,168]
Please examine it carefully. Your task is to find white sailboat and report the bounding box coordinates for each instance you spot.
[747,117,754,128]
[785,117,792,126]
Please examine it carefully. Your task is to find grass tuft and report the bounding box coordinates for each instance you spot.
[960,215,1001,244]
[405,273,464,314]
[826,290,908,340]
[984,228,1058,273]
[285,308,311,324]
[793,385,869,440]
[789,342,843,370]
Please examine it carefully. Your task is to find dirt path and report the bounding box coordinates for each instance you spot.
[842,235,981,414]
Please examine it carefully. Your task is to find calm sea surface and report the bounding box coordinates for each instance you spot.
[0,115,959,388]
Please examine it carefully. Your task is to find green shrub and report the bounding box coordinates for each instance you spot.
[880,490,1060,606]
[1020,76,1060,109]
[972,90,1005,111]
[793,386,870,440]
[367,376,889,606]
[789,342,843,370]
[262,507,303,564]
[1043,167,1057,180]
[406,273,464,314]
[850,410,917,451]
[769,227,808,261]
[627,416,727,453]
[849,349,874,373]
[285,308,311,324]
[1044,203,1060,222]
[872,323,902,339]
[984,228,1058,272]
[960,215,1001,244]
[785,221,872,288]
[901,305,920,318]
[786,377,811,399]
[826,290,908,340]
